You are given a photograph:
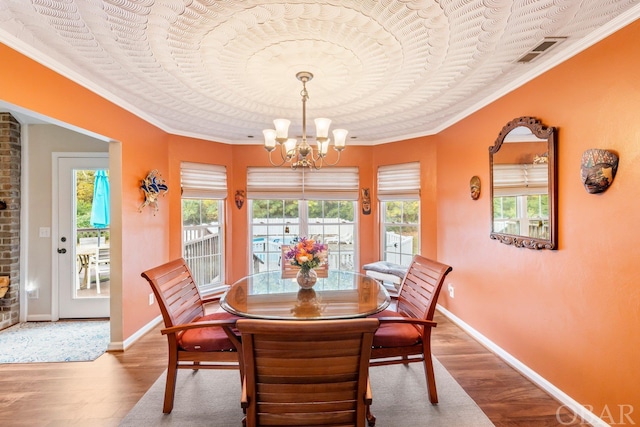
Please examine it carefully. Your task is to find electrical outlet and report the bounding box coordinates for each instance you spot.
[148,293,154,305]
[448,283,454,298]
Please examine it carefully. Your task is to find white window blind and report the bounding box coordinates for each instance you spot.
[181,162,227,199]
[247,167,359,200]
[377,162,421,201]
[493,164,548,196]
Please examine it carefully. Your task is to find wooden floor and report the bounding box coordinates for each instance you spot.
[0,311,585,427]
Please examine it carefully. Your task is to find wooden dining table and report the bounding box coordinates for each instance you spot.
[220,270,390,320]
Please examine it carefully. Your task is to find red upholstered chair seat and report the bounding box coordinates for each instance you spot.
[370,310,421,347]
[178,311,240,352]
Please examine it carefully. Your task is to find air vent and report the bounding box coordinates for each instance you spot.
[517,37,567,63]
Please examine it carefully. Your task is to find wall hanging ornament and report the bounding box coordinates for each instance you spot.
[580,149,619,194]
[361,188,371,215]
[235,190,245,210]
[469,176,481,200]
[139,169,169,214]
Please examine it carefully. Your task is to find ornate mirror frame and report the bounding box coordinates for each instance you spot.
[489,116,557,250]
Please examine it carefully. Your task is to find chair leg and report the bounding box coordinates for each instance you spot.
[366,405,376,426]
[95,264,101,294]
[163,361,179,413]
[423,353,438,404]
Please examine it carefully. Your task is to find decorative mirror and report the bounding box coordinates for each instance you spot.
[489,117,557,249]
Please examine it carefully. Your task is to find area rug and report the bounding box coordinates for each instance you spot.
[0,320,109,363]
[120,357,494,426]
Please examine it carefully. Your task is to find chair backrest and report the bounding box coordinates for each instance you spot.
[396,255,453,321]
[141,258,206,329]
[281,245,329,278]
[97,247,110,259]
[237,318,379,427]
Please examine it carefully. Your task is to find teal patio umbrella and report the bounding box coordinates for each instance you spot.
[90,170,110,245]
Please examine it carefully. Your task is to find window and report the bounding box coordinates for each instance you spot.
[181,162,227,293]
[378,162,420,266]
[247,167,358,273]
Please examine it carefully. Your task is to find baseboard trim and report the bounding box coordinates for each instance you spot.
[108,315,162,352]
[436,305,607,427]
[26,314,52,321]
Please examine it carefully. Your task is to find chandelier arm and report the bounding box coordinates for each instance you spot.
[317,149,342,167]
[267,149,288,167]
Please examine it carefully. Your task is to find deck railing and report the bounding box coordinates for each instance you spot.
[183,225,221,286]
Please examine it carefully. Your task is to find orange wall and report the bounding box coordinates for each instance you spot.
[424,19,639,421]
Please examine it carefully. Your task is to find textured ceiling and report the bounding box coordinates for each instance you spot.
[0,0,639,145]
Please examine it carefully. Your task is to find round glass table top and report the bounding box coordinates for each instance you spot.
[220,270,390,320]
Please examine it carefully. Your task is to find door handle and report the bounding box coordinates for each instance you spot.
[57,248,67,254]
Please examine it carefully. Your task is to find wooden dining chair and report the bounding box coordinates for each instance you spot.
[141,258,242,414]
[280,244,329,278]
[237,318,380,427]
[368,254,452,404]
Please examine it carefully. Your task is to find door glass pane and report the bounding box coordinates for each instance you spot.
[75,169,110,299]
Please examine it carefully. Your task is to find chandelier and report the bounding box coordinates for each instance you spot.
[263,71,347,170]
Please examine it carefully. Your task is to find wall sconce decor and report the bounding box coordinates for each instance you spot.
[235,190,245,210]
[361,188,371,215]
[139,169,169,214]
[470,176,481,200]
[580,148,618,194]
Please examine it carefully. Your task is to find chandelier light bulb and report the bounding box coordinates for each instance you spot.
[333,129,348,150]
[284,138,297,155]
[273,119,291,142]
[314,118,331,140]
[263,129,277,151]
[317,139,330,156]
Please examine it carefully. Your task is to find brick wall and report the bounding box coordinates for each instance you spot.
[0,113,21,330]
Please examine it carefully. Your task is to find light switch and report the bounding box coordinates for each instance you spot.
[39,227,51,238]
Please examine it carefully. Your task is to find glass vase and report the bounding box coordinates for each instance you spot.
[296,268,317,289]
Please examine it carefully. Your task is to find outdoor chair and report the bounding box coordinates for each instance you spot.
[141,258,242,413]
[87,246,110,294]
[280,244,329,279]
[237,318,380,427]
[368,254,452,404]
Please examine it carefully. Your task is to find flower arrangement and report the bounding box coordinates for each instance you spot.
[285,237,328,271]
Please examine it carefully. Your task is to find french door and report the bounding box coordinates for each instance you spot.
[55,155,110,319]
